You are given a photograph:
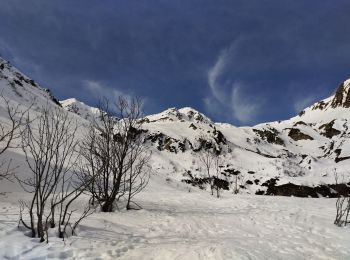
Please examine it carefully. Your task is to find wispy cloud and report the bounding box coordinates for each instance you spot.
[84,80,128,100]
[83,79,148,113]
[205,43,263,125]
[230,83,262,123]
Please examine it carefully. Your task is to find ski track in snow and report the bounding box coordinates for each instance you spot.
[0,176,349,260]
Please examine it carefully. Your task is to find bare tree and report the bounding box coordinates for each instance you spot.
[80,97,150,212]
[334,197,350,226]
[198,134,220,196]
[18,106,80,242]
[232,170,245,194]
[212,155,224,198]
[0,95,30,180]
[125,140,151,210]
[333,170,350,226]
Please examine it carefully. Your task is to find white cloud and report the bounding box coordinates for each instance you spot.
[231,83,261,124]
[205,44,263,125]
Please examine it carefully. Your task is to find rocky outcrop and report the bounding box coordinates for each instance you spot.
[319,120,341,138]
[288,128,313,141]
[331,82,350,108]
[253,128,284,145]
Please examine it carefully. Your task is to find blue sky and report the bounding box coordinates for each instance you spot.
[1,0,350,125]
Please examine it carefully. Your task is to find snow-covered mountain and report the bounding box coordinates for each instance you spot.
[1,56,349,195]
[0,57,60,109]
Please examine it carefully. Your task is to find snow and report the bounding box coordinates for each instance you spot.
[60,98,101,122]
[0,176,350,259]
[1,56,350,259]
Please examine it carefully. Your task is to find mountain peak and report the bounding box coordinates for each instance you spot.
[60,98,101,122]
[144,107,212,124]
[330,79,350,108]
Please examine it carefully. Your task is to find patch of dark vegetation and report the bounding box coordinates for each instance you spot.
[261,177,280,188]
[253,128,284,146]
[213,177,229,190]
[319,120,341,138]
[182,177,211,190]
[288,128,313,141]
[256,178,350,198]
[182,171,229,190]
[245,180,253,185]
[222,168,241,177]
[255,190,265,195]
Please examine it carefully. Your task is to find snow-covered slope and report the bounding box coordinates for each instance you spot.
[133,79,350,194]
[0,57,60,110]
[1,55,350,195]
[60,98,101,122]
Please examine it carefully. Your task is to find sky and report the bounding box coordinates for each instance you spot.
[0,0,350,126]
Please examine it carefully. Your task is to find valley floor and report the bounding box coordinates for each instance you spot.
[0,176,349,260]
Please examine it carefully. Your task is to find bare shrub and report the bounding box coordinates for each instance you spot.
[80,97,151,212]
[0,95,30,181]
[17,106,92,242]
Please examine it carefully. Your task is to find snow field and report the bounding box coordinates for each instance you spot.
[0,175,349,260]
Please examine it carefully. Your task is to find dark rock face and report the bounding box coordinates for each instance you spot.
[319,120,341,138]
[253,128,284,146]
[146,132,182,153]
[331,83,350,108]
[288,128,313,141]
[213,129,227,145]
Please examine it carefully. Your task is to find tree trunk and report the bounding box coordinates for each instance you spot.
[101,199,114,212]
[50,205,56,228]
[37,213,45,242]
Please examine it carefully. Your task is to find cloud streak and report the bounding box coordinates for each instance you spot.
[205,43,263,125]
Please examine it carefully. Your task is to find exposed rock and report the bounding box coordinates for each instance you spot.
[319,120,341,138]
[293,121,307,126]
[331,82,350,108]
[213,128,227,145]
[312,100,328,111]
[189,123,197,130]
[288,128,313,141]
[253,128,284,146]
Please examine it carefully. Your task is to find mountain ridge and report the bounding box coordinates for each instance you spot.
[1,56,350,196]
